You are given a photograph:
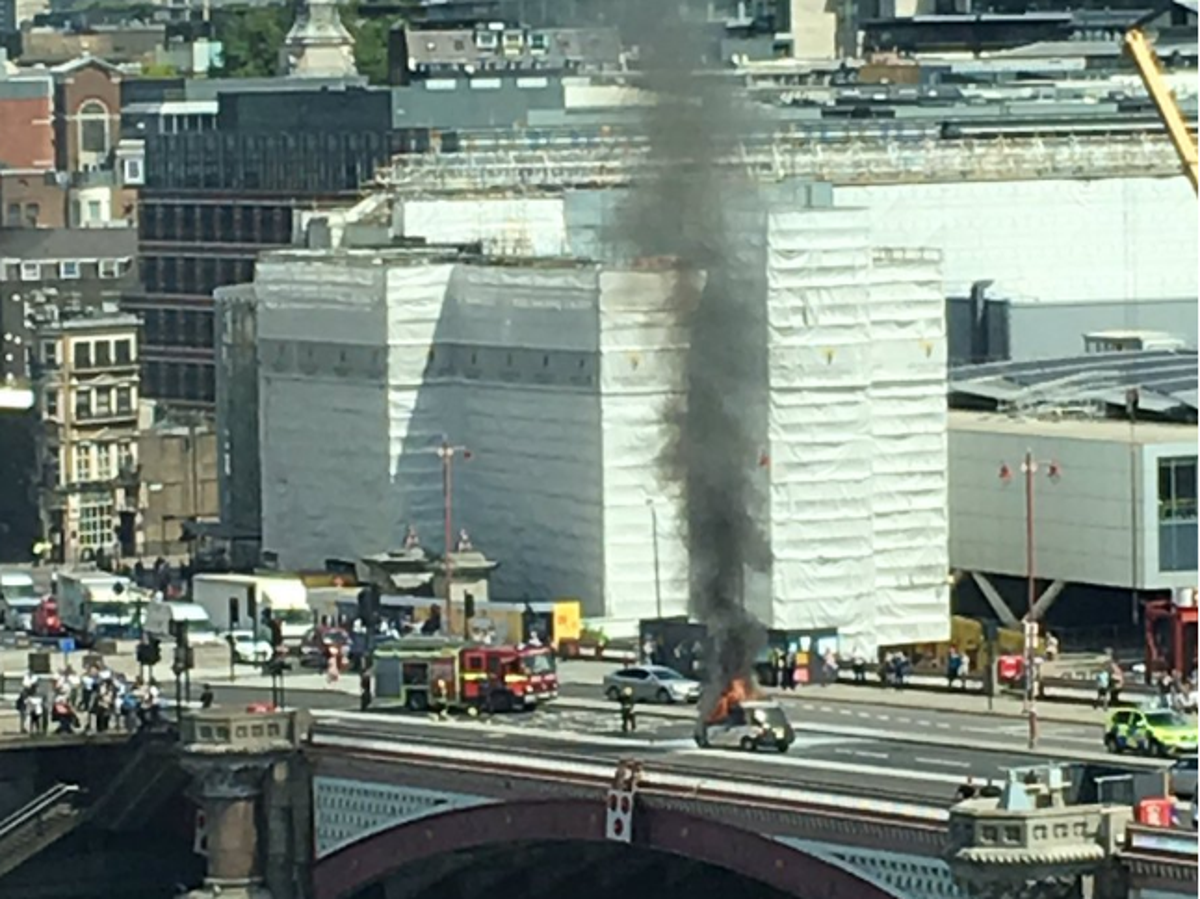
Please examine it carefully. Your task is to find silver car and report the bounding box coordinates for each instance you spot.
[1170,755,1198,802]
[603,665,701,704]
[695,700,795,753]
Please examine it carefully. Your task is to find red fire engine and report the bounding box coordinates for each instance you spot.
[373,638,559,713]
[1145,589,1198,682]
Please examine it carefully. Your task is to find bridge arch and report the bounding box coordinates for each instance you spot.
[314,797,903,899]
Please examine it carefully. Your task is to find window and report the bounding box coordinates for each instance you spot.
[1159,456,1198,572]
[122,157,143,185]
[99,259,120,279]
[4,204,18,227]
[86,200,102,223]
[117,441,134,472]
[94,340,112,367]
[73,341,91,368]
[74,387,91,419]
[45,388,58,418]
[74,443,92,481]
[19,262,41,281]
[78,100,110,156]
[95,442,113,480]
[95,387,112,416]
[78,499,114,550]
[24,203,39,228]
[115,386,132,414]
[59,261,81,280]
[42,342,58,367]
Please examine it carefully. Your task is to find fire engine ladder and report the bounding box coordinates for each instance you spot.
[0,783,87,879]
[1125,23,1199,194]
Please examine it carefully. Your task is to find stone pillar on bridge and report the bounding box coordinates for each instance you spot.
[944,764,1133,899]
[176,708,306,899]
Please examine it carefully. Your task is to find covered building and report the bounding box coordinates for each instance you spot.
[221,196,950,653]
[948,350,1198,646]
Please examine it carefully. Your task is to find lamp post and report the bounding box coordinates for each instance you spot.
[999,449,1062,749]
[646,498,663,620]
[434,437,471,635]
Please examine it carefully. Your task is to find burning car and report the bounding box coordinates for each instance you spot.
[693,678,795,753]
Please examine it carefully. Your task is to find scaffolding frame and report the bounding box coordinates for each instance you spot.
[377,133,1181,196]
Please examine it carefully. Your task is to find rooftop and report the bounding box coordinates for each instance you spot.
[949,350,1198,421]
[0,228,137,261]
[949,409,1195,445]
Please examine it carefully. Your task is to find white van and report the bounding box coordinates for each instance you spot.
[0,571,41,631]
[144,602,222,646]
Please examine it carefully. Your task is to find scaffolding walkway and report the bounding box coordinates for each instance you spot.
[378,133,1180,196]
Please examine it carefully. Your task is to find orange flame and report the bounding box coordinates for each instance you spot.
[705,676,761,724]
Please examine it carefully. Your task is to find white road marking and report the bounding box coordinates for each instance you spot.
[839,709,852,715]
[897,717,912,725]
[835,748,889,760]
[915,757,972,770]
[935,722,951,729]
[857,712,871,718]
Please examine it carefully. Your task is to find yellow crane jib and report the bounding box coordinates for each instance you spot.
[1124,25,1199,195]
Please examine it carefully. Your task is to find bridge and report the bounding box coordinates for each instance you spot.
[0,707,1195,899]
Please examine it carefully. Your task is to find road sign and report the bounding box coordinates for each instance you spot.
[58,637,75,655]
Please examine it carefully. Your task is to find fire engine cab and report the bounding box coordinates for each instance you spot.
[373,637,559,714]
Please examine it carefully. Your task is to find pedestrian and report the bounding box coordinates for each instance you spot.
[851,652,867,684]
[822,648,838,686]
[432,677,450,721]
[359,667,372,712]
[1094,667,1111,710]
[618,686,637,733]
[1108,663,1124,708]
[16,685,29,734]
[27,693,45,736]
[326,648,340,686]
[946,647,962,689]
[200,684,215,709]
[93,682,114,733]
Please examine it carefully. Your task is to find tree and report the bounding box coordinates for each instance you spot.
[213,5,291,78]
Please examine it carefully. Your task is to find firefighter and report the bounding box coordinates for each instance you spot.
[618,685,637,733]
[433,677,449,721]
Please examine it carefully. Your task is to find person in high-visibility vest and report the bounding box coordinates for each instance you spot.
[433,678,449,721]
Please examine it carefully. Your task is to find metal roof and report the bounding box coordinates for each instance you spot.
[949,350,1199,418]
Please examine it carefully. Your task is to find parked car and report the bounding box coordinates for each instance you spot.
[299,626,350,669]
[1170,755,1198,802]
[228,630,273,665]
[694,700,794,753]
[603,665,701,704]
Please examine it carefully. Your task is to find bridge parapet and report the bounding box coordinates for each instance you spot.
[946,764,1134,899]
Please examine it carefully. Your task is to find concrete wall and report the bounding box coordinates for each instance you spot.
[139,426,218,558]
[1009,299,1197,360]
[949,413,1198,593]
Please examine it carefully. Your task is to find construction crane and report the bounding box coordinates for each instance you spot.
[1124,19,1199,194]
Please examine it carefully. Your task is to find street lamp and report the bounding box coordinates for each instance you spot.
[646,497,663,620]
[999,449,1062,748]
[433,437,471,635]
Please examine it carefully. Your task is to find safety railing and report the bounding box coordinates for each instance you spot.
[0,783,83,842]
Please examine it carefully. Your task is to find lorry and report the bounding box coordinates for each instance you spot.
[143,602,222,646]
[56,571,137,643]
[0,570,41,631]
[192,573,313,644]
[373,637,559,713]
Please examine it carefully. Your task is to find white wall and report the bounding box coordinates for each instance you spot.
[838,177,1197,304]
[949,414,1197,592]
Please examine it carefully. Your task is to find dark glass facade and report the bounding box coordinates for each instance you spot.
[129,87,428,407]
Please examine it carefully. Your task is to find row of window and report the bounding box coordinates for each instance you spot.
[44,337,135,370]
[140,203,293,246]
[144,360,215,403]
[45,384,136,420]
[8,259,127,282]
[78,499,115,550]
[1158,457,1197,522]
[140,256,255,301]
[4,202,42,229]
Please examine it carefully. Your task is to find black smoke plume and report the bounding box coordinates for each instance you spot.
[617,5,768,716]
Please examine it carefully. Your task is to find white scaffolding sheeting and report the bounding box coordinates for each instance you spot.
[597,268,693,626]
[867,249,951,650]
[765,209,876,649]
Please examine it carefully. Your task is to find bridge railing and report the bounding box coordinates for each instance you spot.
[309,726,948,827]
[0,783,84,842]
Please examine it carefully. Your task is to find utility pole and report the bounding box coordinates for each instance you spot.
[434,438,470,636]
[999,450,1062,749]
[646,497,663,620]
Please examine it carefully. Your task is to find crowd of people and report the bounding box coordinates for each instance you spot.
[15,662,165,736]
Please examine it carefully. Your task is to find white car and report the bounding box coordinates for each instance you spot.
[603,665,702,704]
[228,631,273,664]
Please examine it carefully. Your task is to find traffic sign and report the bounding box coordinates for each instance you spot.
[58,637,75,655]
